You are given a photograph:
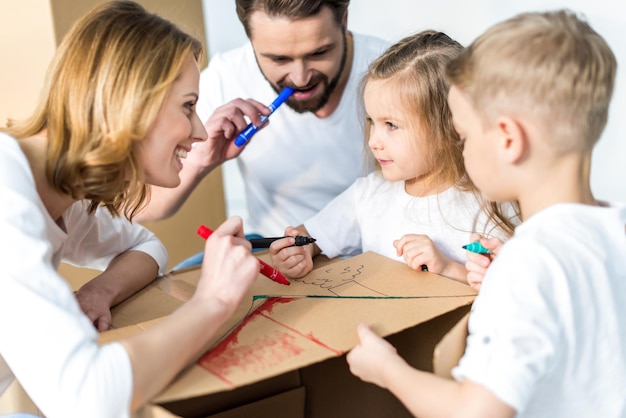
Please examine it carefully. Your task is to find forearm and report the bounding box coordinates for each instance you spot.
[383,355,464,417]
[441,261,469,284]
[135,160,217,222]
[121,297,233,410]
[383,356,514,418]
[81,251,159,307]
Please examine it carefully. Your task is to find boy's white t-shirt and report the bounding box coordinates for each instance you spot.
[304,171,511,263]
[453,203,626,417]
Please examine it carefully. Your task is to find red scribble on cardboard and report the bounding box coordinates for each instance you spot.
[197,297,341,385]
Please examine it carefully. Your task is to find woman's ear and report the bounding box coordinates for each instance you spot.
[496,116,528,165]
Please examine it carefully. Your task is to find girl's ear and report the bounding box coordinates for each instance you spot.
[496,116,528,164]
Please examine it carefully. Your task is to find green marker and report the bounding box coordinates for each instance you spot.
[462,241,491,254]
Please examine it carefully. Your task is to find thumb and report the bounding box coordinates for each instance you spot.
[393,239,402,256]
[216,216,245,238]
[95,316,111,332]
[356,322,376,343]
[469,232,482,242]
[481,236,503,255]
[284,226,299,237]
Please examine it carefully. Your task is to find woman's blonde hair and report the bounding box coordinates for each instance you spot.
[2,0,203,219]
[361,30,517,236]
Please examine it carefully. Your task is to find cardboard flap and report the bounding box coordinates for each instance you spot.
[145,252,475,402]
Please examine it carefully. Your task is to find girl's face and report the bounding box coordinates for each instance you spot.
[139,54,207,187]
[364,79,437,196]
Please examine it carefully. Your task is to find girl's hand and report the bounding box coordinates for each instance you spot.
[465,233,503,291]
[268,226,315,279]
[347,323,400,388]
[394,234,453,275]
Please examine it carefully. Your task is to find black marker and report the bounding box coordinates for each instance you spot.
[249,236,316,249]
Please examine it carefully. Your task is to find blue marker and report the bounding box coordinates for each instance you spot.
[462,241,492,255]
[234,86,295,147]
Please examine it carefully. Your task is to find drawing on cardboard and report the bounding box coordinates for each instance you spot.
[193,252,476,388]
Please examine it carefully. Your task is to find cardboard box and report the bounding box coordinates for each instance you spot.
[103,251,476,417]
[1,252,474,417]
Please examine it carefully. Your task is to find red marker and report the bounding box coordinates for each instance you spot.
[197,225,290,286]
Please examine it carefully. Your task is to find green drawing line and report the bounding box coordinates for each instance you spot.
[252,294,476,301]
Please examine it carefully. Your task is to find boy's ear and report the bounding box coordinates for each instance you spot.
[496,116,528,164]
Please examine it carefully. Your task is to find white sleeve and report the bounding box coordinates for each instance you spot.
[62,203,168,276]
[0,140,133,417]
[451,241,560,411]
[304,180,363,258]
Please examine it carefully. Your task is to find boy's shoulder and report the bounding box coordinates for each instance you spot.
[496,203,625,275]
[518,202,625,233]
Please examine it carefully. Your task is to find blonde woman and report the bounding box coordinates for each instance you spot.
[0,1,262,416]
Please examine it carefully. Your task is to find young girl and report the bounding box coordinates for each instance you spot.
[0,1,264,415]
[269,30,516,284]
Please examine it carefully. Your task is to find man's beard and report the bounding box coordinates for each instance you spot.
[264,30,348,114]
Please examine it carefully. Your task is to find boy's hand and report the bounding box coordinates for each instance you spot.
[347,323,399,388]
[466,233,503,291]
[268,226,314,279]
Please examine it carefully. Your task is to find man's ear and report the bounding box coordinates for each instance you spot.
[496,116,528,164]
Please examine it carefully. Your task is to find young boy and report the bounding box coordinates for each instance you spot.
[346,10,626,418]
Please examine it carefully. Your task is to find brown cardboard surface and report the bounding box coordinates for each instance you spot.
[0,380,44,417]
[301,305,471,418]
[138,385,305,418]
[433,311,470,379]
[155,371,302,418]
[100,251,476,412]
[205,386,305,418]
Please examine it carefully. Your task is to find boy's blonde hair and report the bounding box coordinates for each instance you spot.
[447,9,616,153]
[2,1,203,219]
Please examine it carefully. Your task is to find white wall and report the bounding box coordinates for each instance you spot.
[202,0,626,213]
